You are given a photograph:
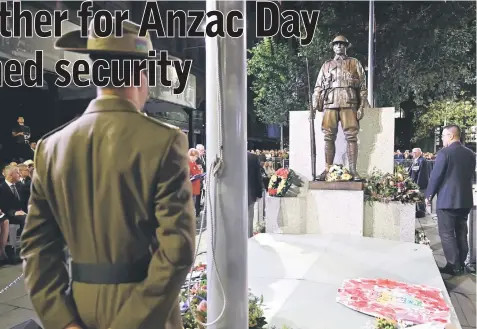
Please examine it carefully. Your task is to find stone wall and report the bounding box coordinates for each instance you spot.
[289,108,395,181]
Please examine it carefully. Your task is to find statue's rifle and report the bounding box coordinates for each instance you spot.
[305,57,317,181]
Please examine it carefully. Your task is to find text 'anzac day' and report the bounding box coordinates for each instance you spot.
[0,0,320,90]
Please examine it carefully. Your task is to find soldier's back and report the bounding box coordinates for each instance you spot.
[33,97,186,328]
[38,97,180,263]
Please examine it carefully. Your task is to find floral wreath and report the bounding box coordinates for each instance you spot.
[268,168,293,197]
[326,164,353,182]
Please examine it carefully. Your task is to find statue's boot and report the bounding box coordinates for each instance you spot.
[317,169,328,181]
[347,142,362,181]
[318,140,336,181]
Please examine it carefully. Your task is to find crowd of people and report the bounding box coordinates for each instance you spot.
[394,149,437,161]
[0,160,34,262]
[0,116,37,263]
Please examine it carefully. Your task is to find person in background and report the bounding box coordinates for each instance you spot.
[195,144,206,171]
[247,151,264,237]
[426,125,476,276]
[409,147,430,218]
[11,116,31,161]
[0,165,6,185]
[394,150,404,160]
[189,148,203,217]
[195,144,206,215]
[0,209,9,262]
[260,162,269,190]
[28,141,37,159]
[258,150,266,163]
[264,161,276,177]
[0,165,27,231]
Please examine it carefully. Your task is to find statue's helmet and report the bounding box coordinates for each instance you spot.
[330,35,351,48]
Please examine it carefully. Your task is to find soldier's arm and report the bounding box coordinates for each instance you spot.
[20,140,80,329]
[356,59,370,108]
[312,65,325,111]
[110,130,195,329]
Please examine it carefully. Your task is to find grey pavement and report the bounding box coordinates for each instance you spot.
[418,215,476,329]
[0,218,475,328]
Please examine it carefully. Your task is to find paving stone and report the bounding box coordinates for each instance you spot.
[418,214,476,329]
[454,293,476,327]
[5,295,34,310]
[0,307,41,329]
[0,303,16,316]
[451,292,470,326]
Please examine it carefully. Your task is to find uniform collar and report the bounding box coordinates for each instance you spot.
[84,96,140,115]
[334,54,348,60]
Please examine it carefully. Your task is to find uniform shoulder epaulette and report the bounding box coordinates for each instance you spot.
[39,116,80,141]
[142,115,180,130]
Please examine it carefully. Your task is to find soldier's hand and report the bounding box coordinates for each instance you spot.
[356,108,364,121]
[309,112,315,121]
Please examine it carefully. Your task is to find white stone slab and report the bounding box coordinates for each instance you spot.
[289,108,395,181]
[364,202,416,242]
[265,195,308,234]
[307,190,364,236]
[248,234,461,329]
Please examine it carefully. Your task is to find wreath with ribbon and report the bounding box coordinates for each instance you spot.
[268,168,293,197]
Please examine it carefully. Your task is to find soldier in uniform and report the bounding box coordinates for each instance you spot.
[311,35,370,181]
[20,19,195,329]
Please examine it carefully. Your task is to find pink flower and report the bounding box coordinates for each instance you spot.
[197,300,207,312]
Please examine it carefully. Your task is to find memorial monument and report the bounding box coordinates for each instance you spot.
[309,35,370,181]
[268,35,398,237]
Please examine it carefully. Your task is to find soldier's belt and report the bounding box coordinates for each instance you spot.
[329,82,360,88]
[71,256,151,284]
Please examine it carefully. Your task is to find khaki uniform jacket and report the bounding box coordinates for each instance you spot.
[20,97,196,329]
[313,55,368,110]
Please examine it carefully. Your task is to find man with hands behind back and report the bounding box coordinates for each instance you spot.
[20,18,195,329]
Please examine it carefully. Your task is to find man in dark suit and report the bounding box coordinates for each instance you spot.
[409,147,430,218]
[20,19,195,329]
[426,125,476,275]
[247,152,264,237]
[0,165,27,230]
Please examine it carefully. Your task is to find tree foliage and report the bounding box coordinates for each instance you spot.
[412,94,477,142]
[247,38,305,125]
[374,2,476,107]
[247,1,476,125]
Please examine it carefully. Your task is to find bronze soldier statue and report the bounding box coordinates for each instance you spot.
[311,35,370,181]
[20,18,195,329]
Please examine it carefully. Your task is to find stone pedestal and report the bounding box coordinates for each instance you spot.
[289,108,395,181]
[265,195,308,234]
[307,189,364,236]
[265,182,364,237]
[363,202,415,242]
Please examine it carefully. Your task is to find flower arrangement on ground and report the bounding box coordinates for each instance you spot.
[415,230,431,246]
[364,170,424,204]
[374,318,418,329]
[254,221,266,236]
[268,168,294,197]
[326,164,353,182]
[180,263,267,329]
